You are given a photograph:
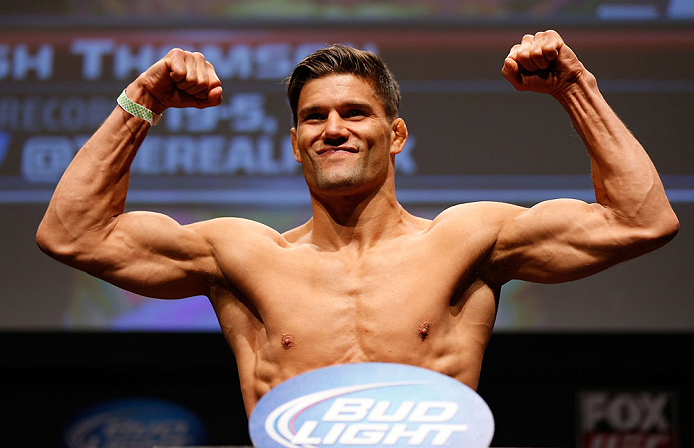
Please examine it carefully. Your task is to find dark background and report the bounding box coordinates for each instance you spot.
[4,332,692,446]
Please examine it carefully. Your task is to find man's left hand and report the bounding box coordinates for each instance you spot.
[502,30,587,97]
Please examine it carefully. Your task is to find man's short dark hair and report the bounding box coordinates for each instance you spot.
[286,45,401,127]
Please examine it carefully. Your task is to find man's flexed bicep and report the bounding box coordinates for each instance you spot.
[41,210,222,299]
[482,199,675,285]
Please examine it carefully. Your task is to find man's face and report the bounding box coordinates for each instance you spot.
[291,73,405,197]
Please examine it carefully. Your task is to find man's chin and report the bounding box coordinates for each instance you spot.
[309,175,368,196]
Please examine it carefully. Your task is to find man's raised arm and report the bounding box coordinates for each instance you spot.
[36,49,224,298]
[482,30,679,284]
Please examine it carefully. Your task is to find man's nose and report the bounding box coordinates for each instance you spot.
[322,111,349,143]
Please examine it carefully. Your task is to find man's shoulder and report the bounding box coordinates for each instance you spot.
[407,201,527,253]
[186,217,290,248]
[432,201,525,228]
[429,202,529,286]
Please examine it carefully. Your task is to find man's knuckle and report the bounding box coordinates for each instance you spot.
[521,35,534,45]
[519,48,532,59]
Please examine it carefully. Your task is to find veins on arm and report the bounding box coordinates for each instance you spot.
[480,197,673,286]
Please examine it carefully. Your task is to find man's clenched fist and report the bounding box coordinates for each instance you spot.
[502,30,588,97]
[127,48,223,114]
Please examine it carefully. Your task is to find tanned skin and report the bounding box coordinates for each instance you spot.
[37,31,678,416]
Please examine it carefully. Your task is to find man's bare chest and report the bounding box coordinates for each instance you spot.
[209,229,500,396]
[218,235,494,345]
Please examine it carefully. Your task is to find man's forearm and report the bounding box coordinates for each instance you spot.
[554,72,678,231]
[36,98,151,255]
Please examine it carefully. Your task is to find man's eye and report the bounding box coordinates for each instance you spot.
[347,109,366,118]
[304,113,323,122]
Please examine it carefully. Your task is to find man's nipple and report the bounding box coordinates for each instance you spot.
[418,322,431,341]
[281,334,295,350]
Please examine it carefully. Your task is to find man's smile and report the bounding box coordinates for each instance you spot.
[316,146,359,155]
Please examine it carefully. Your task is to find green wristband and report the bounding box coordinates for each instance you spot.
[117,89,162,125]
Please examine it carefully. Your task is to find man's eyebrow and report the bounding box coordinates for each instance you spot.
[298,102,376,118]
[298,105,323,118]
[342,101,376,112]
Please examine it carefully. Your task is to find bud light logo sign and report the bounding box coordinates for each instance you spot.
[249,363,494,448]
[62,397,208,448]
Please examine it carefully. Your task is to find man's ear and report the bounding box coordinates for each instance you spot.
[291,128,302,163]
[389,118,408,155]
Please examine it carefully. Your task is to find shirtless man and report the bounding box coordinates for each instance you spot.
[36,30,678,416]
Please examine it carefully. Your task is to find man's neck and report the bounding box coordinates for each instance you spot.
[306,181,414,252]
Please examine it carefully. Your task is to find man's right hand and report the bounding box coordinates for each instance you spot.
[128,48,223,114]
